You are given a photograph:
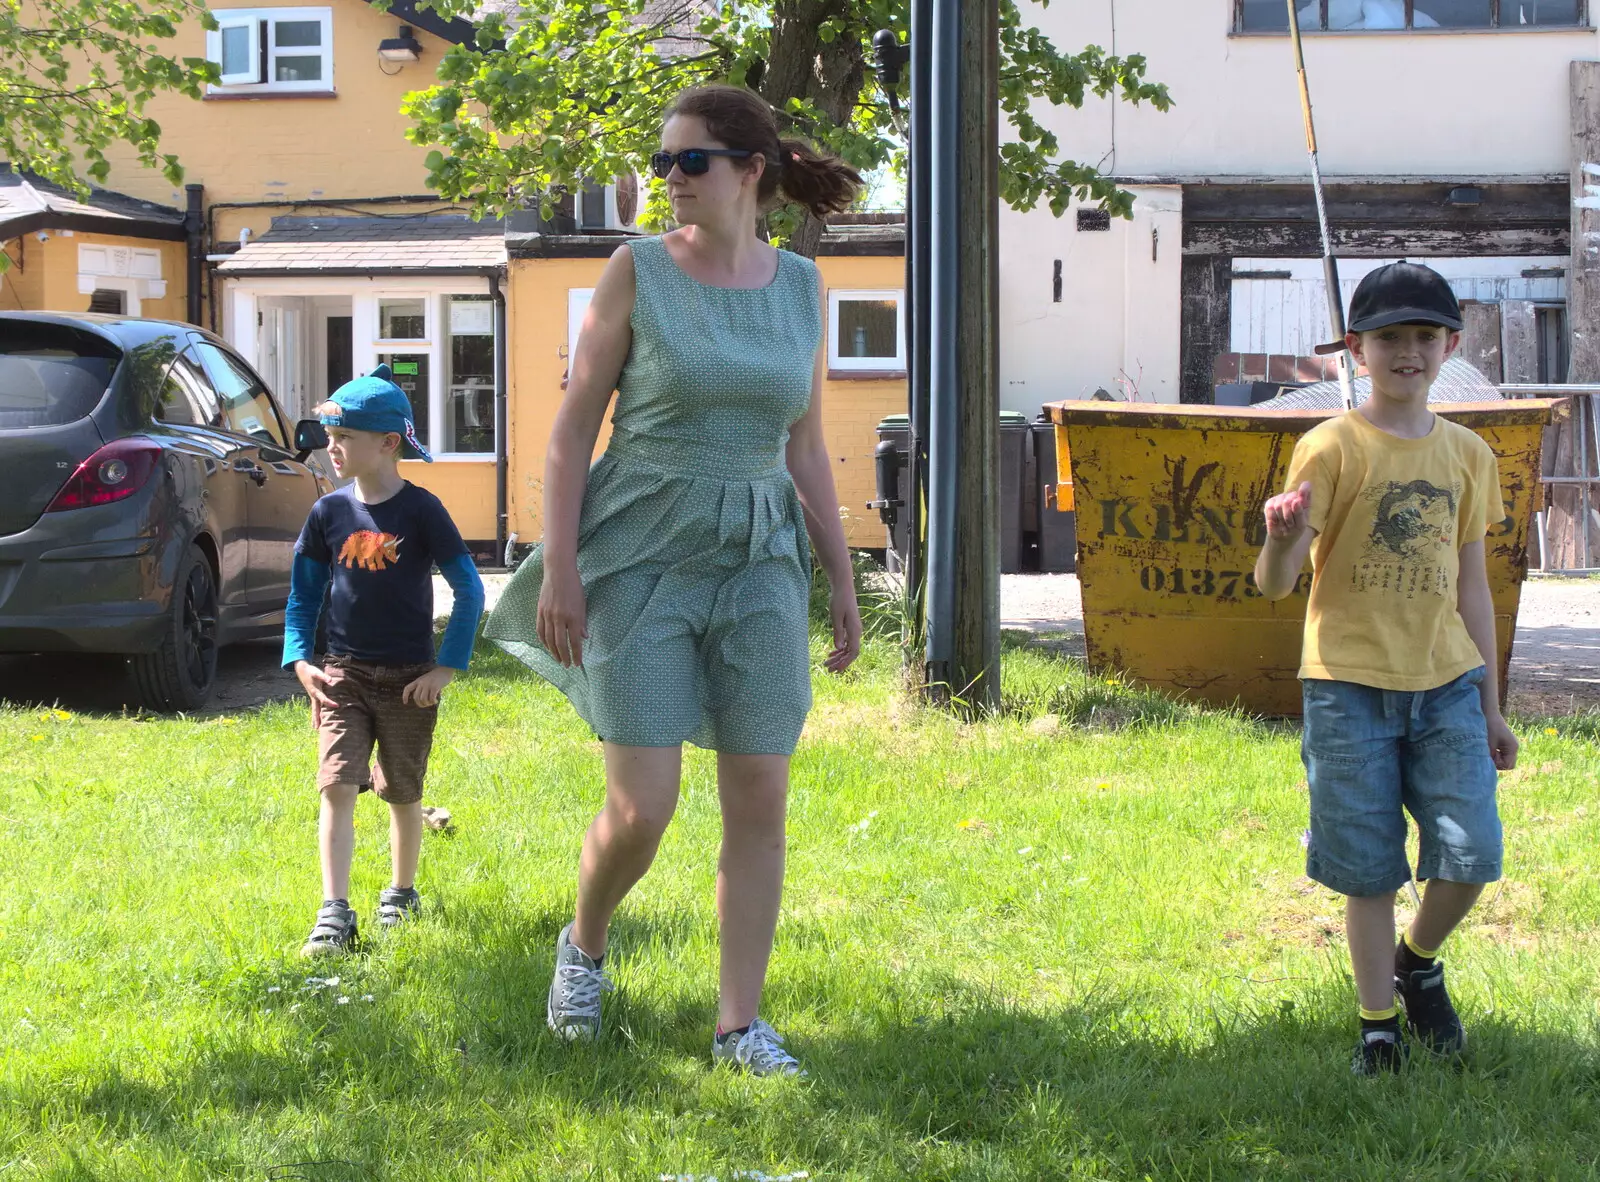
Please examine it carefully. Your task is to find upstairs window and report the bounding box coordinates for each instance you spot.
[1236,0,1587,31]
[208,8,334,93]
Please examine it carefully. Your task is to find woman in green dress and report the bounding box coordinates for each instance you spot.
[484,84,863,1076]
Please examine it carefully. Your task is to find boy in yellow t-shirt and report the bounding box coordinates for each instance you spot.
[1254,262,1519,1076]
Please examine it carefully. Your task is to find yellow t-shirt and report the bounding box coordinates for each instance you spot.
[1283,410,1500,691]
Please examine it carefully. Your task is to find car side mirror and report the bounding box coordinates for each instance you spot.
[294,419,328,463]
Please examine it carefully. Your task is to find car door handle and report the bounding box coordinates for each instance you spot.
[233,460,268,486]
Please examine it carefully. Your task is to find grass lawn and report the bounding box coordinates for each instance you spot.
[4,634,1600,1180]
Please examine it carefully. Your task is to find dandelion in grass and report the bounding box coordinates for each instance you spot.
[29,735,43,742]
[1545,728,1559,736]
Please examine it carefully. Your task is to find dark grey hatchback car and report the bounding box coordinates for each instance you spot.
[0,312,331,711]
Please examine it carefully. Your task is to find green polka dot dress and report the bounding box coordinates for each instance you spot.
[484,235,821,754]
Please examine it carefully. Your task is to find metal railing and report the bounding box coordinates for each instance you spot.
[1501,385,1600,575]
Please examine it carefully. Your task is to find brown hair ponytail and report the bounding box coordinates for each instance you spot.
[775,136,862,218]
[664,85,864,219]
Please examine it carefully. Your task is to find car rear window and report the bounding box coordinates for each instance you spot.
[0,323,120,429]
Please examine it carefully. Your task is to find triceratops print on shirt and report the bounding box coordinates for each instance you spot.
[337,530,403,571]
[1349,478,1461,600]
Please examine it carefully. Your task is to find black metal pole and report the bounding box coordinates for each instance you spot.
[184,184,205,326]
[908,0,932,618]
[923,0,959,679]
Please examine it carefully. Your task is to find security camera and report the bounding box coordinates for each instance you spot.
[34,231,49,244]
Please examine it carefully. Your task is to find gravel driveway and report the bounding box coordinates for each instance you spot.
[3,573,1594,716]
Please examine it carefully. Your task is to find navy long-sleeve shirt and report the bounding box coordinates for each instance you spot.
[282,482,484,670]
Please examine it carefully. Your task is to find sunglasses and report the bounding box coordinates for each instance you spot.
[650,148,755,179]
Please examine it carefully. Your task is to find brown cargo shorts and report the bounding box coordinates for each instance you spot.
[316,656,438,805]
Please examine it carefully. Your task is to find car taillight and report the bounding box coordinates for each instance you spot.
[46,438,163,512]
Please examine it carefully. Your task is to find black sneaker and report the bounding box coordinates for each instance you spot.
[1396,958,1466,1056]
[1352,1026,1408,1076]
[301,899,359,957]
[377,886,421,928]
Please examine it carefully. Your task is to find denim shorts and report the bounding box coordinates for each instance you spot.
[1301,667,1503,897]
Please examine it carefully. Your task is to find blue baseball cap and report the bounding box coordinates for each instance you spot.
[318,365,432,461]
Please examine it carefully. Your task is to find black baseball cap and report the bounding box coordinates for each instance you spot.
[1313,261,1463,355]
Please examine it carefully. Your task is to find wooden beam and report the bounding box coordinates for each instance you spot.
[949,0,1001,712]
[1180,255,1232,404]
[1571,61,1600,384]
[1183,224,1568,257]
[1182,182,1567,226]
[1502,301,1540,384]
[1459,301,1504,385]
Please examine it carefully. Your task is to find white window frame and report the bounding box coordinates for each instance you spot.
[568,288,594,371]
[375,293,432,347]
[828,288,907,373]
[442,294,496,457]
[222,278,500,462]
[215,16,262,85]
[207,7,334,94]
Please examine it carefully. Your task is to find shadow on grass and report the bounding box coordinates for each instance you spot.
[15,899,1600,1179]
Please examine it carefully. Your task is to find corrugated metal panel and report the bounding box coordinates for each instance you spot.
[1230,256,1568,355]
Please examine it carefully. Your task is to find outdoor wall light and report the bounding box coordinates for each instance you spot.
[378,24,423,64]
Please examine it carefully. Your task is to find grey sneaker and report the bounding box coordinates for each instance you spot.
[547,923,612,1042]
[712,1018,805,1078]
[301,899,358,958]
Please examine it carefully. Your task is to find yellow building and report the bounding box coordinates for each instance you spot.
[3,0,910,552]
[0,169,191,322]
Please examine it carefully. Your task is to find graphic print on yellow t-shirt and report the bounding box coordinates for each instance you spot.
[1348,477,1463,599]
[1283,411,1499,692]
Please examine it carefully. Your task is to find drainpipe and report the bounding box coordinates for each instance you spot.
[184,184,205,326]
[489,270,510,562]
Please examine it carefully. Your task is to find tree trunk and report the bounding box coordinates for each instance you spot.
[759,0,866,259]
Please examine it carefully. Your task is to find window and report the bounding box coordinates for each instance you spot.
[158,361,221,427]
[445,296,494,454]
[1236,0,1587,30]
[354,289,499,458]
[378,354,431,445]
[207,8,333,92]
[378,297,428,343]
[0,322,118,429]
[828,290,906,375]
[192,342,288,447]
[567,288,593,380]
[88,289,126,315]
[1536,306,1569,384]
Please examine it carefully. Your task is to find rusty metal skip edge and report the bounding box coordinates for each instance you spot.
[1287,0,1357,412]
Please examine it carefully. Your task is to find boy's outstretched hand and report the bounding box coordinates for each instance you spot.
[403,666,456,708]
[294,660,337,729]
[1265,481,1314,539]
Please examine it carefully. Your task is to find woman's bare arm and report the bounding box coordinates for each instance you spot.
[536,245,635,666]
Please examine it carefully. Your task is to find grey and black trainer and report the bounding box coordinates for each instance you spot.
[712,1018,805,1078]
[376,886,421,928]
[301,899,359,957]
[1351,1026,1408,1076]
[1396,957,1467,1057]
[547,923,612,1042]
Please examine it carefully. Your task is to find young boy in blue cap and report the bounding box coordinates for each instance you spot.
[1255,262,1519,1075]
[284,365,485,956]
